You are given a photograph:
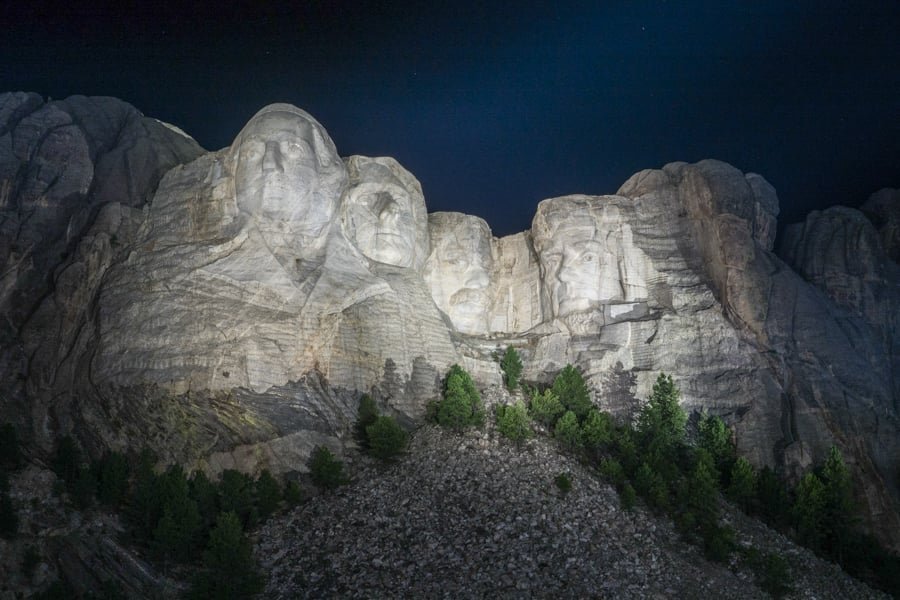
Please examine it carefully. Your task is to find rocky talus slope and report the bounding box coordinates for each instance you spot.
[256,417,884,599]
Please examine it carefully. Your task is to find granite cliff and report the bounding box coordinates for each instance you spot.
[1,94,897,547]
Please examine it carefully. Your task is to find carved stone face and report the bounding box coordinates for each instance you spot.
[342,156,428,269]
[425,213,493,335]
[533,196,645,319]
[231,104,346,244]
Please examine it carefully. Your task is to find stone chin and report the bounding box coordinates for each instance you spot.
[556,297,602,318]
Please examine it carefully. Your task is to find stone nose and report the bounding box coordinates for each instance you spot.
[464,266,490,289]
[262,141,283,172]
[378,197,401,224]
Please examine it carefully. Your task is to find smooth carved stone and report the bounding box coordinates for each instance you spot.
[230,104,348,265]
[425,212,494,335]
[532,195,653,321]
[342,155,429,270]
[3,96,899,549]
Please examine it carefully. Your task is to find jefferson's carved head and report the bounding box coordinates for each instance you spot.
[230,104,347,246]
[341,156,429,269]
[424,213,494,335]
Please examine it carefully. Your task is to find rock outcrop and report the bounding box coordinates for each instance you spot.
[1,94,897,546]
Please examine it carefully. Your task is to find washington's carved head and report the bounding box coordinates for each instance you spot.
[341,156,429,269]
[230,103,347,243]
[424,213,494,335]
[532,195,645,318]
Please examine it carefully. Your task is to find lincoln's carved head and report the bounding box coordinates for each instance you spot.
[532,196,645,318]
[341,156,429,269]
[424,212,494,335]
[231,104,347,244]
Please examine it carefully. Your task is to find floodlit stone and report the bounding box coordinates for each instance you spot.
[425,212,494,334]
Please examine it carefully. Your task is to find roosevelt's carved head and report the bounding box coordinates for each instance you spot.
[230,104,347,246]
[532,195,645,318]
[341,156,429,269]
[424,213,494,335]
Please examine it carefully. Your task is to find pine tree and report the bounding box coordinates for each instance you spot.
[437,365,484,429]
[0,473,17,539]
[793,472,827,552]
[551,365,592,420]
[554,411,582,449]
[698,413,735,482]
[528,389,565,428]
[496,400,532,443]
[755,466,791,530]
[581,408,613,454]
[820,446,854,561]
[255,470,282,521]
[308,446,346,490]
[500,346,523,391]
[355,394,378,447]
[684,449,720,531]
[637,373,686,452]
[218,470,257,528]
[97,451,129,508]
[727,457,757,512]
[154,492,201,563]
[365,416,409,460]
[190,511,263,599]
[0,423,22,472]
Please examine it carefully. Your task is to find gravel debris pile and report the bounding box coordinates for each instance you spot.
[255,424,884,598]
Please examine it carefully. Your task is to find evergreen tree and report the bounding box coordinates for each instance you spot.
[727,457,757,512]
[97,451,129,509]
[755,466,791,530]
[820,446,854,560]
[551,365,592,421]
[683,449,720,531]
[437,365,484,429]
[71,465,96,510]
[283,480,302,506]
[793,472,827,552]
[365,416,409,460]
[554,411,582,449]
[154,492,200,563]
[500,346,523,391]
[496,400,532,443]
[190,511,263,599]
[637,373,687,480]
[308,446,346,490]
[218,470,257,528]
[0,473,17,539]
[355,394,379,447]
[0,423,22,472]
[52,436,81,491]
[633,462,670,512]
[189,470,220,532]
[698,413,735,481]
[255,470,282,521]
[128,450,161,540]
[528,389,565,428]
[581,409,613,454]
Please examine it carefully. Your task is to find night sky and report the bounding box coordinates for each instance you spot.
[3,1,898,237]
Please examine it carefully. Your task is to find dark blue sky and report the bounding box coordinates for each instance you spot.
[3,1,898,236]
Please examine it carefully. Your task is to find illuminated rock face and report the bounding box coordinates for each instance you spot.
[532,195,652,319]
[232,104,348,263]
[342,155,429,269]
[3,96,899,548]
[424,212,494,335]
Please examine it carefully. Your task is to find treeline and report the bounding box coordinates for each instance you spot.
[435,351,900,598]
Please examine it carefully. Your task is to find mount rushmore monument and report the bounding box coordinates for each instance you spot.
[1,93,898,546]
